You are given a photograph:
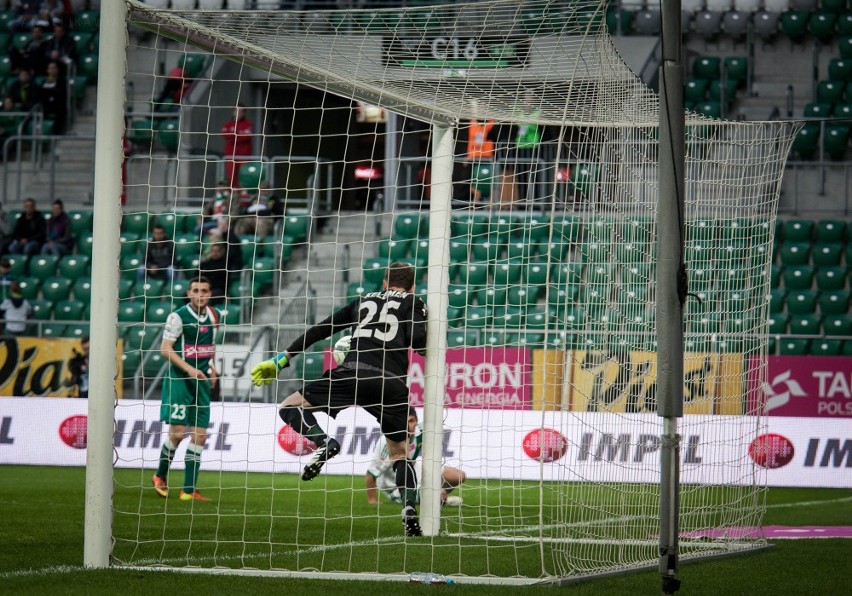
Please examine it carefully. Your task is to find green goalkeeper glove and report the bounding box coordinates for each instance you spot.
[250,353,289,386]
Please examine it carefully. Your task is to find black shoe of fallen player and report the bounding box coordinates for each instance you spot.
[402,505,422,537]
[302,438,341,481]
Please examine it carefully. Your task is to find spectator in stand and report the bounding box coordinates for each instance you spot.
[43,22,75,76]
[5,197,46,258]
[0,259,15,302]
[0,281,33,336]
[154,63,191,110]
[67,335,90,398]
[41,198,73,256]
[7,68,41,112]
[235,181,281,238]
[208,216,243,285]
[0,97,23,148]
[196,180,233,235]
[138,224,176,284]
[39,61,67,134]
[0,201,12,251]
[9,23,49,75]
[39,0,64,28]
[199,242,229,305]
[221,104,253,189]
[8,0,43,32]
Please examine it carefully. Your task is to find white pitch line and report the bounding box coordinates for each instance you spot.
[765,495,852,509]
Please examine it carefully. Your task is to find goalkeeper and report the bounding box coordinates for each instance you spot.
[366,408,465,507]
[251,262,428,537]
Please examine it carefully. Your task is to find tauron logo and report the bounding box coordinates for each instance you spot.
[277,424,316,456]
[59,415,88,449]
[749,433,795,469]
[762,370,807,412]
[522,428,568,463]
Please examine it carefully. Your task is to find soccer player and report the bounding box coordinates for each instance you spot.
[151,277,219,502]
[365,408,465,507]
[251,262,427,536]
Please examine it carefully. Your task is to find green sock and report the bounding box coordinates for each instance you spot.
[156,439,177,480]
[183,442,203,493]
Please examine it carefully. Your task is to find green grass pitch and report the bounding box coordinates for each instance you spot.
[1,465,850,594]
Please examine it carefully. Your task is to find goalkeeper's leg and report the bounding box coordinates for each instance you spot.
[388,436,421,537]
[278,392,339,481]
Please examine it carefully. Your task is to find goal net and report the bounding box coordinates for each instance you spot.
[101,0,798,586]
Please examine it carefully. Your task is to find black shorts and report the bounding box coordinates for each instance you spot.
[302,364,410,441]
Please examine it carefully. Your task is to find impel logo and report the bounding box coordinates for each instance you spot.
[59,415,88,449]
[522,428,568,463]
[277,424,316,456]
[749,433,795,469]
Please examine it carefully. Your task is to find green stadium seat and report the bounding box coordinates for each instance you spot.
[296,350,327,383]
[283,214,310,243]
[584,217,613,244]
[178,53,208,78]
[829,58,852,82]
[77,53,98,81]
[692,56,721,80]
[492,305,525,330]
[118,301,146,323]
[505,239,532,261]
[815,219,847,242]
[784,265,815,290]
[819,290,851,314]
[157,119,180,153]
[694,100,722,119]
[10,32,31,50]
[30,299,52,321]
[493,260,523,287]
[480,329,508,347]
[459,262,490,287]
[54,299,86,322]
[778,242,810,266]
[122,212,150,236]
[121,350,141,378]
[506,285,541,309]
[125,325,160,353]
[250,257,276,294]
[76,232,94,257]
[470,236,507,262]
[1,254,26,278]
[362,257,387,287]
[569,163,599,198]
[525,262,549,287]
[73,10,100,33]
[811,339,844,356]
[41,277,73,302]
[779,337,811,355]
[64,324,90,339]
[137,278,166,300]
[506,331,545,349]
[514,215,551,245]
[823,0,848,12]
[786,290,820,314]
[447,329,480,348]
[28,255,58,278]
[448,238,469,264]
[72,278,92,304]
[835,102,852,118]
[812,243,844,267]
[464,306,490,328]
[474,286,507,310]
[377,237,409,261]
[823,124,851,159]
[840,15,852,37]
[810,12,839,43]
[58,255,90,279]
[68,210,94,237]
[535,239,570,261]
[844,340,852,356]
[118,279,135,301]
[803,102,833,119]
[525,308,550,330]
[781,11,809,42]
[40,323,66,338]
[128,118,155,146]
[824,314,852,336]
[146,302,172,324]
[769,288,787,313]
[768,313,790,334]
[790,313,823,335]
[446,306,464,328]
[450,213,489,239]
[606,7,634,35]
[547,285,580,318]
[142,351,167,379]
[791,124,820,159]
[553,216,582,243]
[447,285,469,310]
[709,79,738,106]
[685,78,708,103]
[393,213,422,240]
[782,219,814,242]
[17,277,40,300]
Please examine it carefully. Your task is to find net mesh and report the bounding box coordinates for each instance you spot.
[111,0,798,584]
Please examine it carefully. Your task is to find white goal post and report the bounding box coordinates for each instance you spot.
[84,0,798,587]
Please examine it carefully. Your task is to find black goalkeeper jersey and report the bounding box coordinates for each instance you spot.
[285,289,427,379]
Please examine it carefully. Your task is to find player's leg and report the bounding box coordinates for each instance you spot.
[277,390,330,446]
[387,438,421,536]
[441,465,466,507]
[179,380,212,501]
[153,378,187,497]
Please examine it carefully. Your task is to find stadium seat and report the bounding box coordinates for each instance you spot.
[780,11,809,42]
[78,53,98,81]
[54,299,87,322]
[17,277,40,300]
[506,285,541,309]
[30,299,52,321]
[809,11,838,43]
[693,10,724,41]
[778,242,810,266]
[121,350,141,379]
[1,255,26,278]
[450,213,489,239]
[28,255,58,278]
[296,350,327,383]
[791,124,819,158]
[479,330,507,347]
[118,301,146,323]
[839,13,852,36]
[40,323,66,338]
[803,102,832,118]
[781,219,815,242]
[464,306,491,329]
[58,255,90,279]
[178,53,208,78]
[145,302,172,324]
[446,285,469,310]
[393,213,422,240]
[841,36,852,59]
[819,289,851,314]
[157,119,180,154]
[769,288,787,313]
[71,278,92,304]
[783,265,815,290]
[69,210,94,237]
[786,289,820,314]
[828,58,852,82]
[64,324,90,339]
[117,279,135,301]
[779,337,811,355]
[789,313,823,335]
[823,125,850,159]
[824,314,852,336]
[492,260,523,286]
[122,212,150,236]
[283,214,310,243]
[812,243,844,266]
[459,262,490,287]
[768,312,790,334]
[814,219,846,243]
[525,262,550,287]
[692,55,721,80]
[470,236,507,262]
[685,78,709,104]
[753,10,781,41]
[810,339,843,356]
[722,11,750,40]
[694,100,723,119]
[41,277,73,302]
[125,325,160,353]
[552,216,582,243]
[515,215,551,245]
[447,329,480,348]
[474,286,508,310]
[606,7,634,35]
[76,232,94,256]
[634,9,662,35]
[377,237,409,261]
[361,258,387,288]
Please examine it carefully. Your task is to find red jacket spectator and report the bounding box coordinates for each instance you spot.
[221,105,253,188]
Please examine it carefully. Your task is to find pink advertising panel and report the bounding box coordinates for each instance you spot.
[748,356,852,418]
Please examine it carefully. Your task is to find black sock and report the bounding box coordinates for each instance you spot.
[279,406,328,445]
[393,459,418,508]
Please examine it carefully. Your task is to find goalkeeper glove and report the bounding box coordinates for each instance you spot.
[250,353,290,386]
